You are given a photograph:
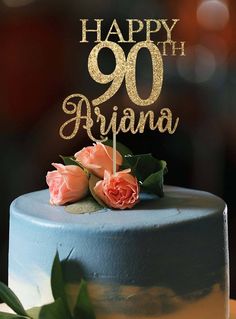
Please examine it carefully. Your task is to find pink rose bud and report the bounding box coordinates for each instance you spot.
[46,163,88,205]
[74,143,123,179]
[94,169,139,209]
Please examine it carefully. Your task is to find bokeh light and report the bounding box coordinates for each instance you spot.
[197,0,230,30]
[177,45,216,83]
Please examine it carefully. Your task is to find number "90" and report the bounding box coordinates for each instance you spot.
[88,41,163,107]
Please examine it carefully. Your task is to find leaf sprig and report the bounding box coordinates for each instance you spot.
[0,253,96,319]
[103,140,167,197]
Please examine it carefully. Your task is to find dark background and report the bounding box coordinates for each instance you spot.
[0,0,235,297]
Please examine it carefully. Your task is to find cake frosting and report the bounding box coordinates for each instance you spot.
[8,185,229,318]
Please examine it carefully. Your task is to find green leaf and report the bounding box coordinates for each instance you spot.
[51,252,66,301]
[0,312,29,319]
[0,282,28,317]
[103,140,133,156]
[141,160,167,197]
[59,155,80,167]
[65,196,102,215]
[51,253,71,318]
[38,298,68,319]
[73,280,96,319]
[88,175,106,208]
[122,154,167,197]
[122,154,162,180]
[26,307,41,319]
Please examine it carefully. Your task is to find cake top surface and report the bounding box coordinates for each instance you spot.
[11,186,226,231]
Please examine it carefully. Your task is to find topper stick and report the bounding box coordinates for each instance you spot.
[113,132,117,174]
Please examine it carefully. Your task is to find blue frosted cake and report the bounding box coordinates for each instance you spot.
[9,185,229,319]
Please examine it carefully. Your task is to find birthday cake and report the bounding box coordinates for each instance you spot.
[3,18,229,319]
[9,185,229,319]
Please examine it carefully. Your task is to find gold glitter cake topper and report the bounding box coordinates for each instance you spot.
[60,19,185,145]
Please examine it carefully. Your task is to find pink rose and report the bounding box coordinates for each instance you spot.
[46,163,88,205]
[74,143,123,179]
[94,169,139,209]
